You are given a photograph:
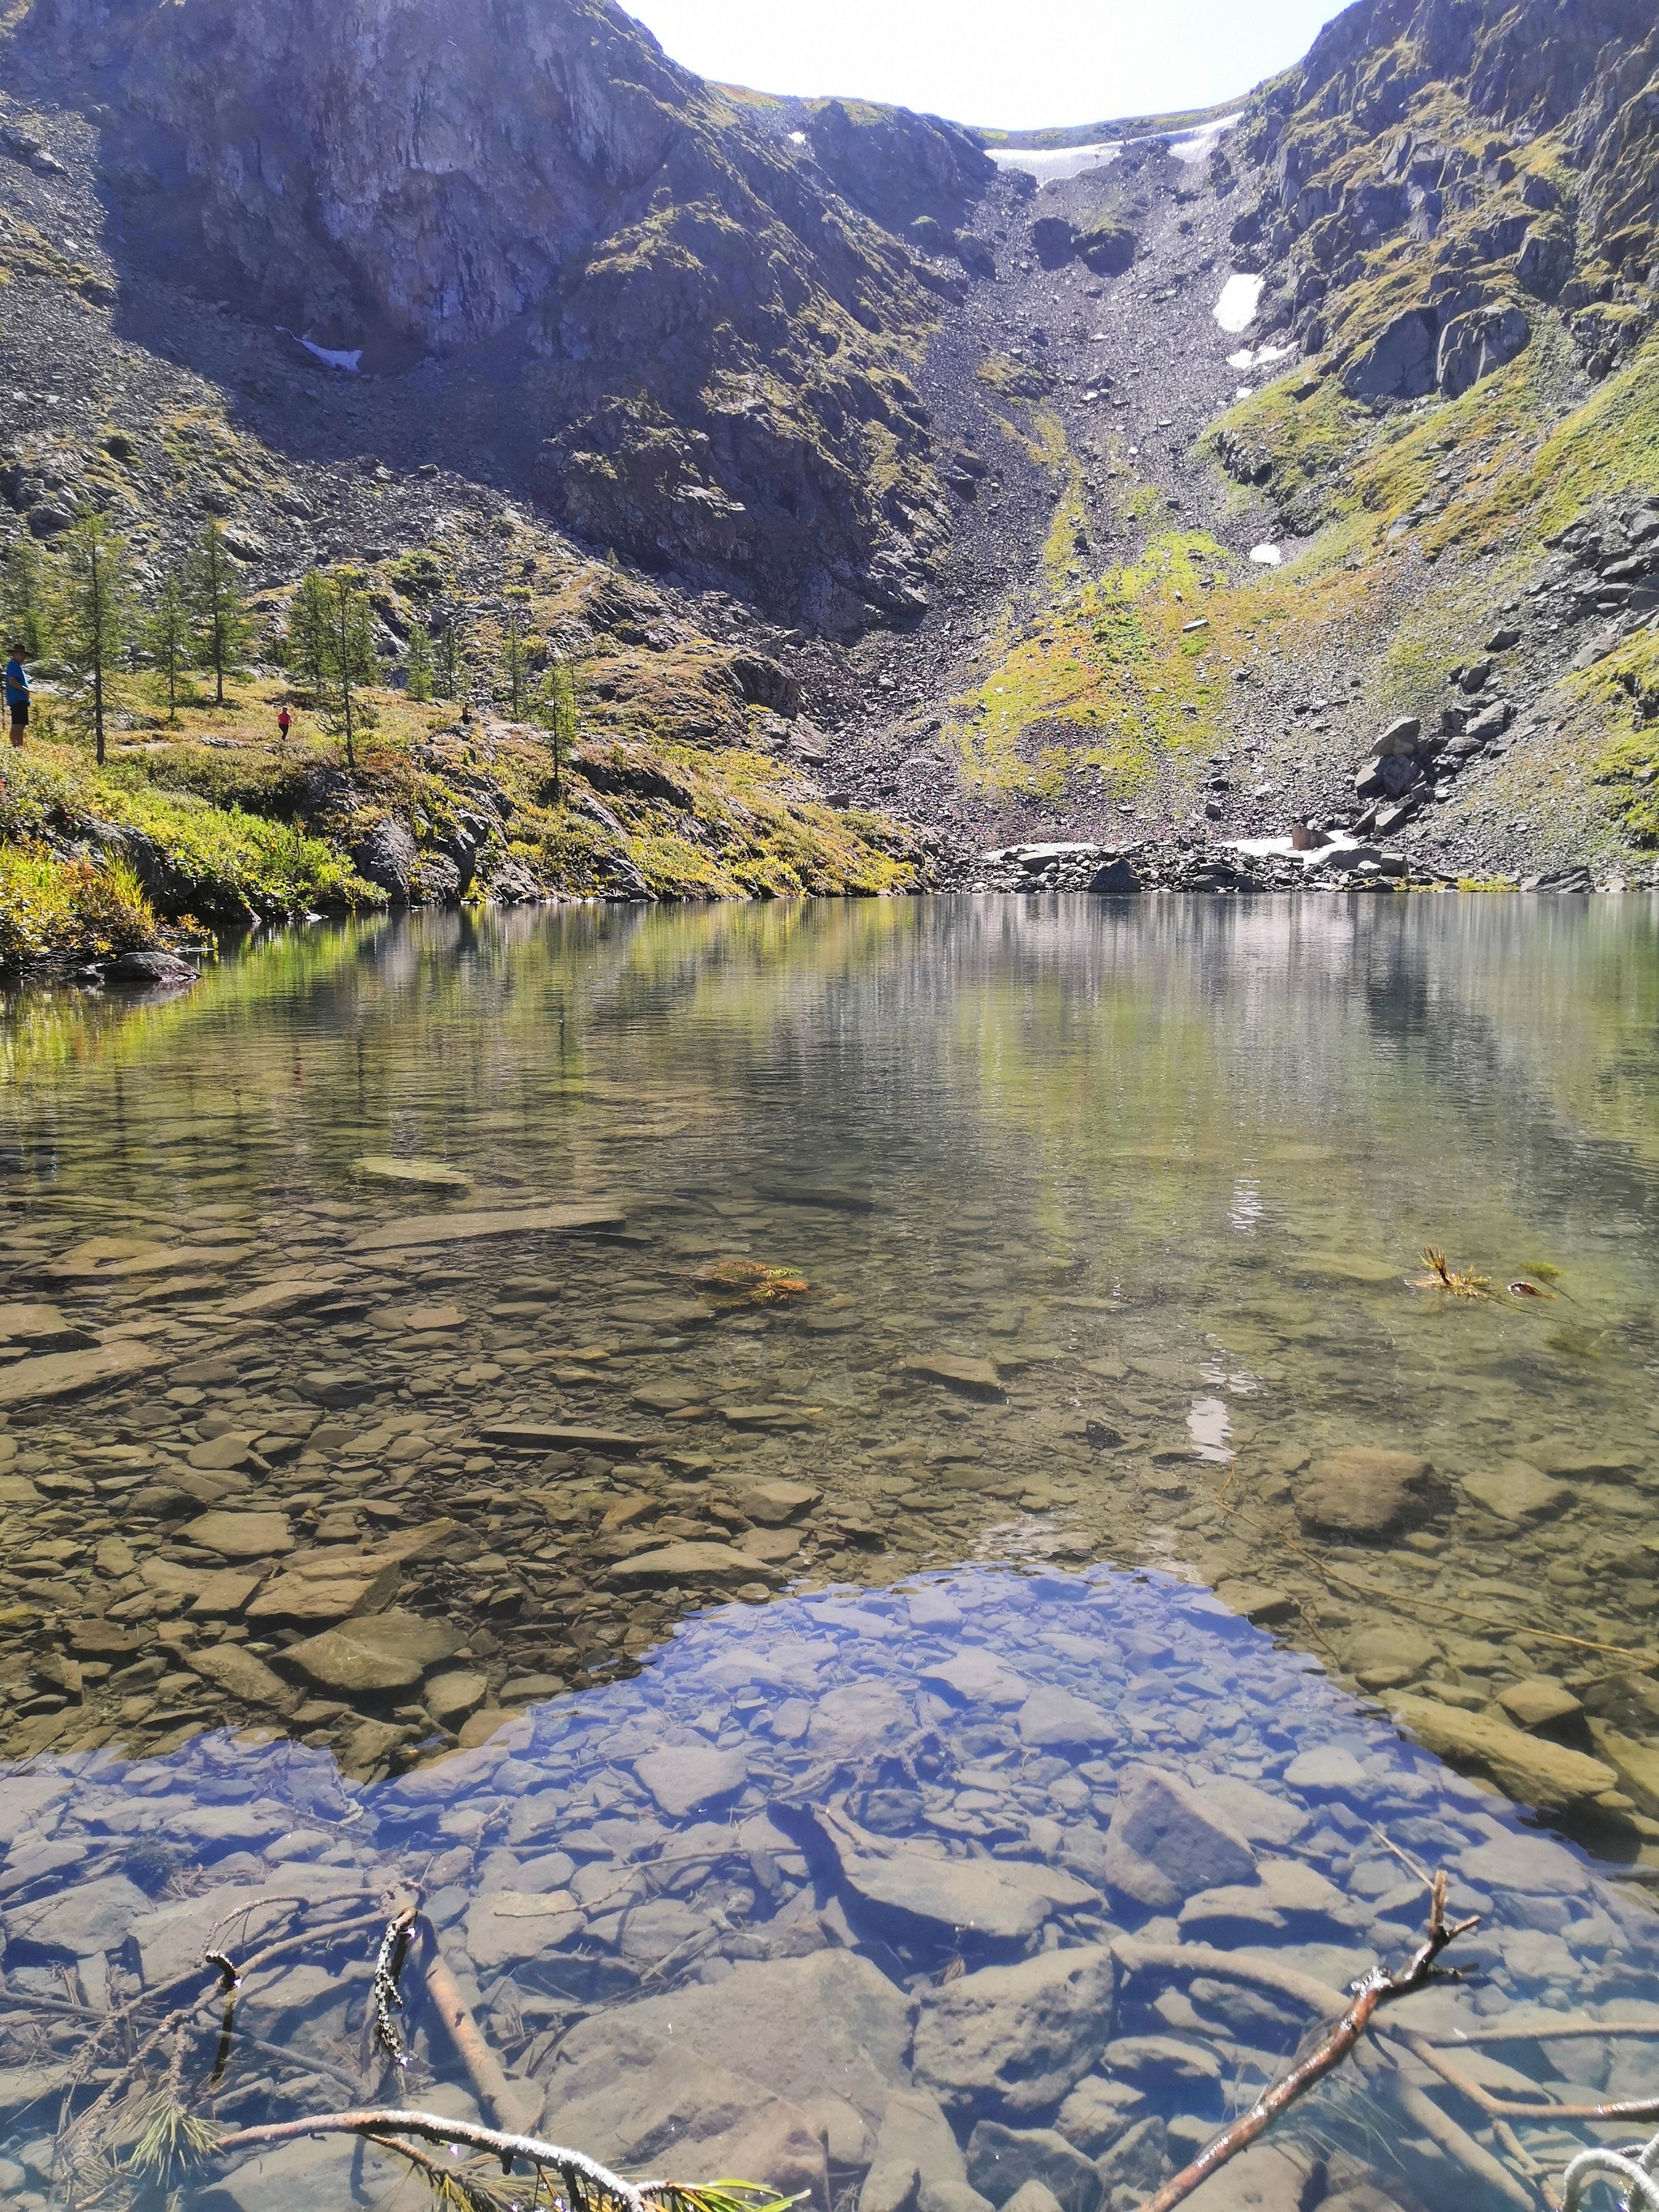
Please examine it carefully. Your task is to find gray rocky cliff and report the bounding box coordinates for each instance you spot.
[15,0,991,623]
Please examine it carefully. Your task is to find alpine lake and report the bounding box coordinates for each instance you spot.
[3,893,1659,2212]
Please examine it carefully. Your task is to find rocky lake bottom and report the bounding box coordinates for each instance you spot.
[3,893,1659,2210]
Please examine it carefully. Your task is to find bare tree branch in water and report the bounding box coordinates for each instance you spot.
[1137,1870,1480,2212]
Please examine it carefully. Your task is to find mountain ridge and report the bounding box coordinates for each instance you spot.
[3,0,1659,971]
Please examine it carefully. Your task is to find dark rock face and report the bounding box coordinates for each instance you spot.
[102,948,198,984]
[348,816,417,902]
[1437,302,1530,396]
[1074,220,1136,277]
[1229,0,1659,397]
[1029,216,1076,270]
[16,0,959,626]
[1343,308,1439,401]
[804,97,994,233]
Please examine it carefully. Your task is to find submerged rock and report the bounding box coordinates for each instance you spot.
[967,2120,1102,2212]
[1388,1693,1616,1809]
[914,1946,1115,2121]
[1295,1447,1439,1538]
[811,1804,1098,1941]
[1103,1764,1256,1909]
[282,1610,463,1693]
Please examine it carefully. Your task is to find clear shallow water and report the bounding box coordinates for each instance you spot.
[5,1566,1659,2212]
[4,896,1659,2210]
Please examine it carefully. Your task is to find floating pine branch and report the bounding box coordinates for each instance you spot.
[1410,1247,1492,1299]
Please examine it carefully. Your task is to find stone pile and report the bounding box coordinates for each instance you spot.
[969,840,1421,895]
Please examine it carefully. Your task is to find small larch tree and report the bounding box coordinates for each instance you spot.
[144,570,190,723]
[405,620,435,704]
[538,652,580,804]
[283,568,331,696]
[54,510,134,766]
[317,568,381,771]
[434,616,462,701]
[186,518,250,705]
[2,535,51,660]
[501,595,531,720]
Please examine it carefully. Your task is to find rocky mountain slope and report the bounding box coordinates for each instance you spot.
[2,0,1659,962]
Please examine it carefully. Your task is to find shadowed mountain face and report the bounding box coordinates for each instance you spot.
[16,0,992,623]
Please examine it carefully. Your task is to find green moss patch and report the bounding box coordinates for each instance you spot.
[945,531,1246,799]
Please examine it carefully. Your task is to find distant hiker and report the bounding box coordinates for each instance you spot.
[276,704,292,744]
[4,644,28,748]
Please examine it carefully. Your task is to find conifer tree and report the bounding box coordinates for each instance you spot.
[434,616,462,701]
[1,535,51,660]
[54,511,134,766]
[186,518,249,705]
[405,620,435,704]
[501,595,531,720]
[315,569,381,770]
[144,569,190,722]
[284,569,331,695]
[538,652,579,804]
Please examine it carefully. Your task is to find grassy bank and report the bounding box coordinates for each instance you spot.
[0,673,938,979]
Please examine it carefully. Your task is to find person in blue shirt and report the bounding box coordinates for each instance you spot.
[4,645,28,748]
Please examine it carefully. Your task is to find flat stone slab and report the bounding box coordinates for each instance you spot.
[184,1645,297,1711]
[1457,1834,1589,1895]
[902,1353,1005,1400]
[425,1670,490,1728]
[1497,1677,1584,1733]
[611,1298,710,1328]
[348,1203,624,1252]
[371,1517,464,1566]
[68,1618,145,1657]
[815,1806,1098,1941]
[466,1890,585,1970]
[45,1236,254,1281]
[1283,1745,1367,1790]
[356,1154,472,1188]
[1525,1443,1645,1480]
[482,1421,658,1455]
[284,1610,464,1693]
[245,1556,402,1625]
[609,1541,782,1588]
[756,1181,877,1212]
[1389,1693,1616,1809]
[636,1745,749,1816]
[738,1528,802,1564]
[1462,1460,1574,1520]
[180,1511,294,1560]
[0,1339,168,1407]
[1104,1763,1256,1909]
[403,1302,467,1331]
[1017,1685,1117,1748]
[186,1433,260,1472]
[6,1873,150,1958]
[923,1649,1030,1707]
[915,1946,1117,2123]
[1213,1579,1298,1625]
[735,1480,821,1525]
[220,1277,339,1319]
[0,1302,85,1345]
[188,1569,267,1617]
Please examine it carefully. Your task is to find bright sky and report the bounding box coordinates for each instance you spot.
[622,0,1354,132]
